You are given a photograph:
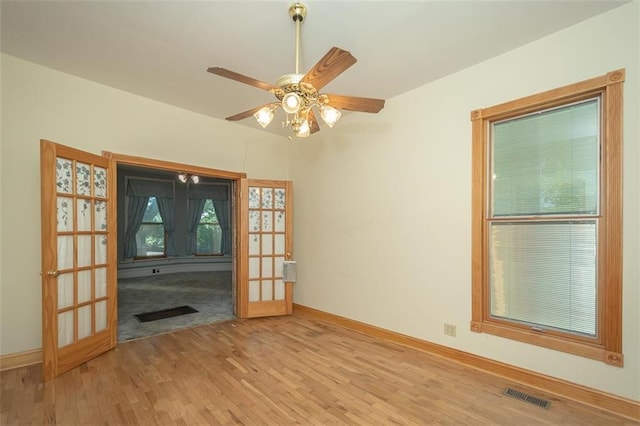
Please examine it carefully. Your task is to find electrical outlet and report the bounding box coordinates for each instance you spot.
[444,323,457,337]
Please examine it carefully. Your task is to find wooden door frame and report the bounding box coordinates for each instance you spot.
[102,151,247,317]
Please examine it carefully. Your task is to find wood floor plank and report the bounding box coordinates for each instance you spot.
[1,313,637,425]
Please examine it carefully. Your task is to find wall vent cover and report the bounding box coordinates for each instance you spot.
[503,388,551,409]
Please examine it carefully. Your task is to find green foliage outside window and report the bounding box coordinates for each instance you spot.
[136,197,165,256]
[197,199,222,255]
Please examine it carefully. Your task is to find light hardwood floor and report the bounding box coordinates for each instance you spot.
[1,313,636,425]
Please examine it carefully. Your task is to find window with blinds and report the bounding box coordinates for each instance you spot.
[489,100,599,336]
[470,69,624,366]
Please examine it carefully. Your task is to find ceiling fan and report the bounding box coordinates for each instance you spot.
[207,2,385,138]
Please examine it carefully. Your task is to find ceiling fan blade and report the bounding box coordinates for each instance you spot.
[225,104,271,121]
[325,94,385,113]
[207,67,276,92]
[308,110,320,134]
[301,47,357,91]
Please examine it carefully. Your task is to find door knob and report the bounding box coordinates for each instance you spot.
[47,270,60,277]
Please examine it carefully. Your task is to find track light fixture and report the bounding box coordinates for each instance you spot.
[177,173,200,184]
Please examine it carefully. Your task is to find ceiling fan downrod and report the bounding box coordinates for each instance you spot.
[288,3,307,75]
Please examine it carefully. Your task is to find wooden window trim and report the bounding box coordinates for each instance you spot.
[470,69,625,366]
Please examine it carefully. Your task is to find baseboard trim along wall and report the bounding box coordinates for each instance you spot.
[0,348,42,371]
[293,303,640,422]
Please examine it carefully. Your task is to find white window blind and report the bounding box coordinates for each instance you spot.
[489,98,600,337]
[489,221,597,336]
[492,99,599,217]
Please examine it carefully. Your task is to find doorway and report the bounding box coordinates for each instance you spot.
[41,141,294,380]
[110,154,244,341]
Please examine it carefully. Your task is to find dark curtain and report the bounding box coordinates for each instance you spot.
[123,195,149,259]
[186,198,207,255]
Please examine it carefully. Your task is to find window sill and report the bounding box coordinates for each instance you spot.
[470,320,623,367]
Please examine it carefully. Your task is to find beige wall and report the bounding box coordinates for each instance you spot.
[0,53,289,355]
[290,2,639,401]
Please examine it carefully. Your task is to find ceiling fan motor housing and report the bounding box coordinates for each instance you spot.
[289,3,307,22]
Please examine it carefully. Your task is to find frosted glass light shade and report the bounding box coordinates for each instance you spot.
[295,120,310,138]
[254,106,275,128]
[320,105,341,127]
[282,92,302,114]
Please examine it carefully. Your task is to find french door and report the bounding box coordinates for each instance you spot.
[40,140,117,381]
[238,179,294,318]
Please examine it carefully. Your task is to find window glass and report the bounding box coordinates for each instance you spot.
[197,199,222,255]
[489,221,597,336]
[135,197,165,256]
[492,100,599,216]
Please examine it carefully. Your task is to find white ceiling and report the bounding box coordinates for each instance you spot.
[1,1,628,136]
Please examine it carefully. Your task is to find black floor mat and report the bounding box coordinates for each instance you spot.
[134,305,198,323]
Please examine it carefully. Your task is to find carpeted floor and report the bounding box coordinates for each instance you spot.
[117,271,234,341]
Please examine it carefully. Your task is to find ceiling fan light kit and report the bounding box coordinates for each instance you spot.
[207,2,385,138]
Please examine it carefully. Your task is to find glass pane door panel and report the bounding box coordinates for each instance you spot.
[95,300,107,332]
[275,257,284,278]
[274,189,285,209]
[261,258,273,277]
[95,201,107,231]
[58,311,74,348]
[94,167,107,198]
[57,236,74,270]
[261,188,273,208]
[57,273,74,309]
[275,280,285,300]
[249,258,260,279]
[262,211,273,232]
[77,305,92,339]
[95,267,107,298]
[77,236,92,267]
[77,270,92,303]
[249,211,260,232]
[56,158,73,194]
[77,199,92,231]
[261,280,273,300]
[275,211,285,232]
[57,197,74,232]
[95,235,107,265]
[248,187,260,208]
[78,305,91,339]
[76,162,92,196]
[274,235,285,255]
[249,281,260,302]
[249,235,260,255]
[261,234,273,255]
